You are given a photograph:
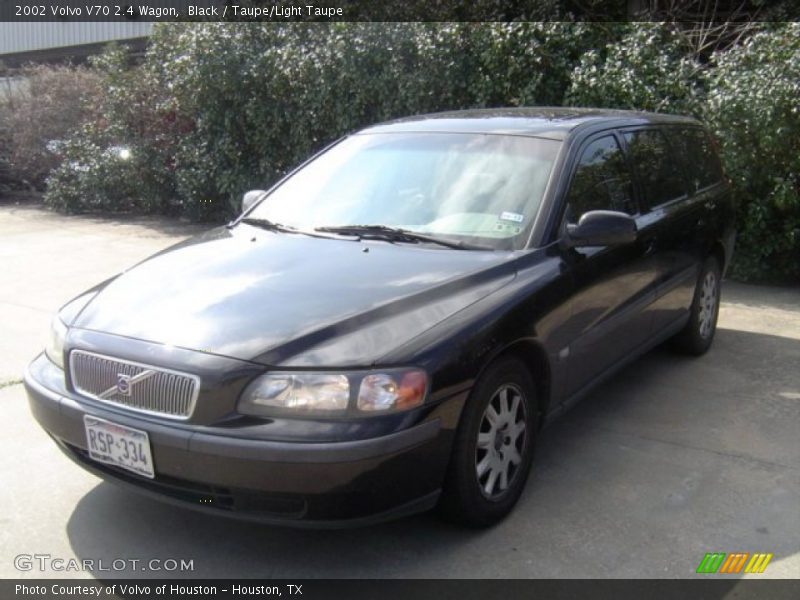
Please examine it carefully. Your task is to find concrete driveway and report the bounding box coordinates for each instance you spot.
[1,204,798,579]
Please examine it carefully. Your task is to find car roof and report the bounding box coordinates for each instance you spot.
[358,107,701,141]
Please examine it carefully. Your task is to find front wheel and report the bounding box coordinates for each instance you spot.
[438,356,538,527]
[672,256,721,355]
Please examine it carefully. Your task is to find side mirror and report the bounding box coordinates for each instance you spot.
[242,190,267,213]
[565,210,637,248]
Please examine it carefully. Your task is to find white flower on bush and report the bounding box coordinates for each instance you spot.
[108,146,132,160]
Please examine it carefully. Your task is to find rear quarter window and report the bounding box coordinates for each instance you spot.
[666,126,724,193]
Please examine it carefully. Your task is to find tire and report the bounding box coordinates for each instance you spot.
[671,256,722,355]
[438,356,538,527]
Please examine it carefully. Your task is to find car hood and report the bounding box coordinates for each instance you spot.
[72,225,517,367]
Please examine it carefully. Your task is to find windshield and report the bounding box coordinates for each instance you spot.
[246,132,561,250]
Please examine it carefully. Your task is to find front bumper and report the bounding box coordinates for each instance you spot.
[25,353,463,527]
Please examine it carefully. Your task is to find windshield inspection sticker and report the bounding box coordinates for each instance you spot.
[500,211,525,223]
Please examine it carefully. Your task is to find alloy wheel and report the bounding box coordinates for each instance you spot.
[475,383,527,499]
[698,271,718,339]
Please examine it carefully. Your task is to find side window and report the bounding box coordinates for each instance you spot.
[682,128,724,192]
[623,128,686,208]
[564,135,635,223]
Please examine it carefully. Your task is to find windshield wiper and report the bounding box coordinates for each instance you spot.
[314,225,492,251]
[239,217,298,233]
[238,218,350,241]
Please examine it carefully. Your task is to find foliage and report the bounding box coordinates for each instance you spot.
[706,23,800,282]
[1,65,101,189]
[566,23,704,115]
[44,45,185,215]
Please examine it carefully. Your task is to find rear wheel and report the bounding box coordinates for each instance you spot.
[439,356,538,527]
[672,256,721,355]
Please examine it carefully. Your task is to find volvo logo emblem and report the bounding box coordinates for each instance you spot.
[98,369,156,400]
[116,374,132,396]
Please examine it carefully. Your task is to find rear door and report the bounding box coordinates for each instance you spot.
[559,132,661,397]
[623,126,719,334]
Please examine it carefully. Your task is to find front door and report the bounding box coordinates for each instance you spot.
[559,133,661,397]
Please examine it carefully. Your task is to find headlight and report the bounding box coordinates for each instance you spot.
[357,370,427,412]
[45,316,68,369]
[240,373,350,414]
[238,368,427,417]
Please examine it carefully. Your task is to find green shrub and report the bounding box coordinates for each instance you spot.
[566,23,704,115]
[706,23,800,282]
[43,135,142,212]
[44,45,181,215]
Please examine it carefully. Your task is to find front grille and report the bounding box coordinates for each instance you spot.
[69,350,199,419]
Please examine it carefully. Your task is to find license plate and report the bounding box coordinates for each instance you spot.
[83,416,155,479]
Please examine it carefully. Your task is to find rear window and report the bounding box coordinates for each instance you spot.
[623,128,686,208]
[670,127,724,192]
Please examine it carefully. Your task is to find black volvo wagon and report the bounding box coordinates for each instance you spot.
[25,108,735,527]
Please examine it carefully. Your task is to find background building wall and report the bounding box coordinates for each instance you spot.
[0,23,154,66]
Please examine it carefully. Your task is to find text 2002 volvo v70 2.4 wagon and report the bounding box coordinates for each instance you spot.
[25,108,735,527]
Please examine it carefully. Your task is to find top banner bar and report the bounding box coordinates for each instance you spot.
[1,0,798,22]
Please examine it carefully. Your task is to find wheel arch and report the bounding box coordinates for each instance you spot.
[476,338,553,429]
[711,240,727,275]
